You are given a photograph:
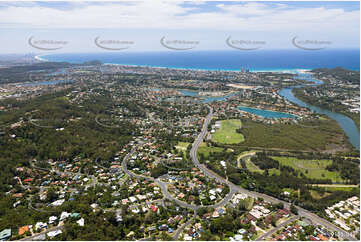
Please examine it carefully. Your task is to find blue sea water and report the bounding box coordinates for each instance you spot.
[40,49,360,71]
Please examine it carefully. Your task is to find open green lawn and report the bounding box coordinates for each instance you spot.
[271,156,344,183]
[268,168,281,176]
[245,158,281,176]
[212,119,244,144]
[245,158,264,174]
[175,142,190,151]
[309,190,331,199]
[197,142,225,158]
[175,141,190,155]
[282,188,297,194]
[322,186,356,192]
[310,184,359,192]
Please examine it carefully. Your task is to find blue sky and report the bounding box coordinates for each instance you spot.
[0,1,359,53]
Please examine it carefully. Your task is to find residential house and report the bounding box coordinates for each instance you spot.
[18,226,29,236]
[47,230,62,238]
[0,229,11,241]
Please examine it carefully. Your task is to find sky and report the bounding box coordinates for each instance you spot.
[0,1,359,54]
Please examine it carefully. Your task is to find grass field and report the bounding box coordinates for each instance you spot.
[309,190,331,199]
[243,156,281,176]
[245,158,264,174]
[244,197,254,210]
[272,156,344,183]
[237,150,257,160]
[310,184,359,192]
[268,168,281,176]
[197,142,226,158]
[175,142,190,151]
[237,151,257,168]
[212,119,244,144]
[282,188,297,194]
[175,142,190,153]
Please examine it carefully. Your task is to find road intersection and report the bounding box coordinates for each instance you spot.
[28,106,356,241]
[189,106,356,241]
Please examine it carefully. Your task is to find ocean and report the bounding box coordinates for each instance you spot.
[39,49,360,71]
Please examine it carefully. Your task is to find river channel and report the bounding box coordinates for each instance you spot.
[278,71,360,151]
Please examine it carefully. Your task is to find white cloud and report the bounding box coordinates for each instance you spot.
[0,1,358,34]
[0,1,358,52]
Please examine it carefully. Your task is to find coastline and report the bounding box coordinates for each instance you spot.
[34,55,310,74]
[32,49,360,72]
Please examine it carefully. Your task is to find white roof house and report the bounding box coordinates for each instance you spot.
[49,216,58,224]
[209,189,216,196]
[51,199,65,206]
[234,234,243,241]
[90,203,99,209]
[35,222,48,231]
[60,211,70,221]
[131,208,140,214]
[77,218,85,227]
[47,230,62,238]
[249,210,263,219]
[129,196,137,203]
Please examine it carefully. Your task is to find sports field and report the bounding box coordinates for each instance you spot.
[212,119,244,144]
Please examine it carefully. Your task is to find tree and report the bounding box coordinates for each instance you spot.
[46,187,57,203]
[290,204,298,215]
[200,229,216,241]
[151,164,167,178]
[271,215,277,227]
[276,202,284,209]
[210,216,234,234]
[160,231,173,241]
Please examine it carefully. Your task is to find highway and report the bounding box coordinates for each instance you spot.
[27,107,356,241]
[189,106,356,241]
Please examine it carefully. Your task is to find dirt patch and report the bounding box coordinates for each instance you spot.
[324,143,350,154]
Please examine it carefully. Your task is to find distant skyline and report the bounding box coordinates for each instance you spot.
[0,1,359,53]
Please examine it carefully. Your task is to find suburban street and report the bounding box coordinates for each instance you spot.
[256,215,300,241]
[122,149,236,211]
[19,225,64,241]
[25,106,357,241]
[173,210,197,240]
[119,105,356,241]
[189,106,356,241]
